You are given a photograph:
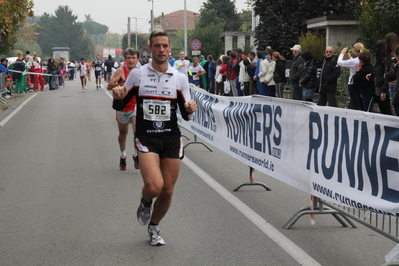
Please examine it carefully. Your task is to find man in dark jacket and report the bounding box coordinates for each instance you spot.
[290,44,304,100]
[105,55,114,82]
[317,46,341,107]
[12,57,26,93]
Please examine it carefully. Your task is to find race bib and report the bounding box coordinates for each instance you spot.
[95,67,102,71]
[143,100,171,121]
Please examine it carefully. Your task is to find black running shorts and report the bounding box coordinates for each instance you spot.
[135,136,183,159]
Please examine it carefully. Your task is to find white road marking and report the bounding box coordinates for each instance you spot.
[182,156,321,266]
[0,93,38,128]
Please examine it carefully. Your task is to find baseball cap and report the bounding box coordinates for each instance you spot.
[290,45,301,51]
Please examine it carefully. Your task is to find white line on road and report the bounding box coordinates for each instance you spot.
[0,93,38,128]
[182,156,321,266]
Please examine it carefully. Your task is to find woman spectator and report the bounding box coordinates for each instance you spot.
[337,42,364,110]
[390,47,399,115]
[215,58,224,95]
[47,58,58,90]
[256,51,268,96]
[299,51,317,102]
[263,50,275,97]
[272,52,287,98]
[374,40,392,115]
[353,51,375,112]
[384,32,399,114]
[219,55,230,95]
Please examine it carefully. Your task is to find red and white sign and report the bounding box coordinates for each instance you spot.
[190,39,202,51]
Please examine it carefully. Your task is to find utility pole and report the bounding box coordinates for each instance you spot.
[128,17,131,48]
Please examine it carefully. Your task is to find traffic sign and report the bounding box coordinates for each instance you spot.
[190,39,202,51]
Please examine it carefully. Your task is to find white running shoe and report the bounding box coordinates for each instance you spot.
[148,225,165,246]
[137,198,151,225]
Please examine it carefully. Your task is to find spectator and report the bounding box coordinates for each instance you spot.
[353,51,375,112]
[238,52,251,96]
[272,52,287,98]
[383,32,399,115]
[247,52,257,95]
[215,58,224,95]
[317,46,341,107]
[256,50,268,96]
[299,51,317,102]
[373,39,392,115]
[263,50,276,97]
[207,55,216,94]
[337,43,365,110]
[289,44,304,100]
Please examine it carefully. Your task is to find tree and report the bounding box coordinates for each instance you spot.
[357,0,399,52]
[253,0,360,57]
[36,5,94,59]
[82,15,108,36]
[121,33,148,52]
[0,0,34,54]
[200,0,241,31]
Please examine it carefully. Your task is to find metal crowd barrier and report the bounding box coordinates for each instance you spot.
[0,72,7,104]
[284,196,399,243]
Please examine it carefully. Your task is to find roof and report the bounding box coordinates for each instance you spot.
[155,10,199,31]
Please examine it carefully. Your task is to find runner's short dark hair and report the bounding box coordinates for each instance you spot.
[149,29,170,45]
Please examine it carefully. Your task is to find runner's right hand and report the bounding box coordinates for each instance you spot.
[112,86,127,100]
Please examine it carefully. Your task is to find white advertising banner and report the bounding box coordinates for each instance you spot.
[178,85,399,217]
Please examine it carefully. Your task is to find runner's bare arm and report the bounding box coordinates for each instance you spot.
[107,68,125,90]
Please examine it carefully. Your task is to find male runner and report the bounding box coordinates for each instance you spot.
[173,51,190,78]
[86,59,92,81]
[77,58,88,92]
[112,29,197,246]
[107,48,140,170]
[92,55,104,90]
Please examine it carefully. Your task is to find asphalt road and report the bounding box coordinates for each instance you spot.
[0,78,396,266]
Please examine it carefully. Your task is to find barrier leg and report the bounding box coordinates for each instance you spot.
[183,134,213,152]
[233,167,272,192]
[283,196,357,229]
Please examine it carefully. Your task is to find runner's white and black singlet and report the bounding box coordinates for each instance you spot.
[113,64,192,138]
[79,63,87,77]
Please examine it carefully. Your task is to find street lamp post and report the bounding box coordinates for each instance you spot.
[184,0,187,55]
[148,0,154,32]
[128,17,131,48]
[127,17,138,49]
[135,17,138,50]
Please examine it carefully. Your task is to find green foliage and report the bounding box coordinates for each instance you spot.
[201,0,241,31]
[356,0,399,53]
[375,0,399,20]
[253,0,360,58]
[239,10,252,32]
[82,20,108,35]
[298,32,326,60]
[103,32,121,48]
[121,33,149,52]
[0,0,34,54]
[36,6,94,60]
[11,39,43,57]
